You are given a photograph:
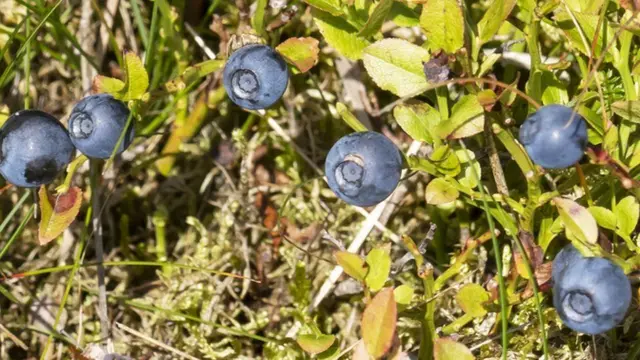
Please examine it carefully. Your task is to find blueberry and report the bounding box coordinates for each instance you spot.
[552,244,631,334]
[222,44,289,110]
[325,131,403,207]
[0,110,75,188]
[68,94,134,159]
[518,104,588,169]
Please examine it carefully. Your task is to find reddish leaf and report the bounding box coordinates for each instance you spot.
[514,231,544,279]
[361,287,397,358]
[38,186,83,245]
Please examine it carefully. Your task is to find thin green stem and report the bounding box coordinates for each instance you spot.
[145,1,160,72]
[0,205,34,261]
[458,140,508,360]
[23,16,30,109]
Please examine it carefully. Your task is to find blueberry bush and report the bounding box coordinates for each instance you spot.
[1,0,640,359]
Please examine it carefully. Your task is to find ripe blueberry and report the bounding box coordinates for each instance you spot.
[0,110,75,187]
[222,44,289,110]
[325,131,403,207]
[518,105,588,169]
[552,244,631,334]
[68,94,134,159]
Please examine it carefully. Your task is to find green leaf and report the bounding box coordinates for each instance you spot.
[456,149,481,189]
[362,38,430,97]
[393,100,440,143]
[312,9,370,60]
[93,51,149,101]
[304,0,343,15]
[361,288,397,358]
[477,0,517,44]
[39,186,83,245]
[251,0,268,37]
[425,178,459,205]
[164,60,225,92]
[276,37,320,73]
[394,284,414,305]
[365,248,391,291]
[612,100,640,123]
[436,94,485,139]
[335,251,367,281]
[358,0,394,37]
[588,206,617,231]
[456,284,489,318]
[540,71,569,106]
[297,334,336,355]
[337,102,368,132]
[554,9,615,62]
[290,261,312,307]
[420,0,464,53]
[434,338,475,360]
[615,196,639,236]
[554,197,599,245]
[389,2,420,27]
[430,146,461,176]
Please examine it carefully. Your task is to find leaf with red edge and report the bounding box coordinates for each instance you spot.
[276,37,320,73]
[434,338,475,360]
[39,186,83,245]
[514,231,544,279]
[361,287,397,358]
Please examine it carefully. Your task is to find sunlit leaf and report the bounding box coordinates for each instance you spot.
[477,0,517,44]
[358,0,394,37]
[164,60,225,92]
[420,0,464,53]
[554,197,598,245]
[92,51,149,101]
[394,284,414,305]
[615,196,639,236]
[588,206,617,230]
[337,102,368,132]
[365,248,391,291]
[434,338,475,360]
[362,38,430,97]
[39,186,83,245]
[456,284,489,318]
[361,288,397,358]
[393,100,440,143]
[297,333,336,355]
[425,178,459,205]
[276,37,320,73]
[335,251,367,281]
[312,9,369,60]
[436,94,484,139]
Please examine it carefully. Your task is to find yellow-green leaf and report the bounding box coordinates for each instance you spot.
[393,100,440,143]
[365,248,391,291]
[361,288,397,358]
[425,178,459,205]
[305,0,343,16]
[358,0,394,37]
[430,146,461,176]
[335,251,367,281]
[0,104,9,127]
[362,38,430,97]
[477,0,517,44]
[276,37,320,73]
[312,9,370,60]
[394,284,414,305]
[612,100,640,123]
[588,206,617,231]
[436,94,485,139]
[615,196,639,236]
[39,186,83,245]
[420,0,464,53]
[297,333,336,355]
[554,197,598,245]
[164,60,225,92]
[93,51,149,101]
[434,338,475,360]
[456,284,489,318]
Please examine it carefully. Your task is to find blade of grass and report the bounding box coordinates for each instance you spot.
[0,205,34,262]
[458,139,508,360]
[0,0,65,88]
[130,0,149,48]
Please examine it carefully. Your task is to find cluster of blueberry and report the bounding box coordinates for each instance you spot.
[220,42,627,335]
[0,94,133,188]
